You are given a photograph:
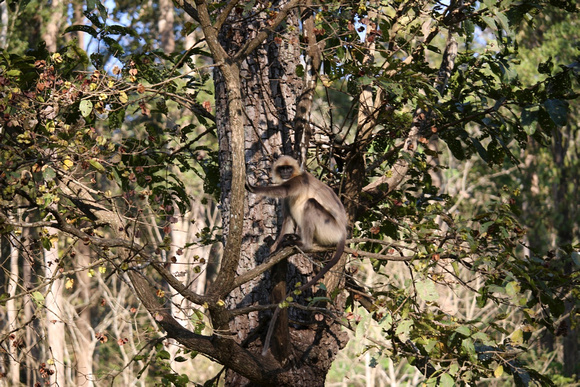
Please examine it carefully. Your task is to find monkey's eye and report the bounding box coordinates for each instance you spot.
[277,165,294,180]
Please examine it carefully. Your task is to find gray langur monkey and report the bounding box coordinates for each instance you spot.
[246,155,348,291]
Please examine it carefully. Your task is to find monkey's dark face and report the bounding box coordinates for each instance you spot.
[276,165,295,181]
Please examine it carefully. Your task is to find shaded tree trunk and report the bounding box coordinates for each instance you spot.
[552,124,578,378]
[22,228,39,386]
[211,2,348,385]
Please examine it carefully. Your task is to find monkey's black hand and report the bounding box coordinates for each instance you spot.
[245,180,255,192]
[279,234,301,248]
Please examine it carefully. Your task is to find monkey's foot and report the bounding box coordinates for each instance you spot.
[279,234,301,248]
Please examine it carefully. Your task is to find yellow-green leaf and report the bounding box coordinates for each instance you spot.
[79,100,93,117]
[511,328,523,345]
[88,159,106,173]
[119,91,128,103]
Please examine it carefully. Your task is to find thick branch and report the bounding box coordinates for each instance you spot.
[232,0,302,63]
[190,0,229,62]
[213,0,240,31]
[293,0,321,162]
[173,0,200,22]
[229,247,295,292]
[127,270,282,384]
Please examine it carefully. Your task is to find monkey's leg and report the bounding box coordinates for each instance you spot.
[270,212,296,252]
[299,198,330,251]
[298,199,346,291]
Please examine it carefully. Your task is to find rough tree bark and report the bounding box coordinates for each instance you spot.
[207,1,348,384]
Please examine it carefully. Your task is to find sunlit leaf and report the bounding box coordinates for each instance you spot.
[80,100,93,117]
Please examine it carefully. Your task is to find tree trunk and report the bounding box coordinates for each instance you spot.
[22,227,39,386]
[43,230,66,386]
[552,124,578,378]
[158,0,175,52]
[211,2,348,385]
[0,2,8,49]
[7,231,20,386]
[42,0,64,52]
[72,243,96,386]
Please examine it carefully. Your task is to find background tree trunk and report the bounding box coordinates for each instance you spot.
[43,231,65,386]
[6,228,20,386]
[72,243,96,387]
[42,0,64,52]
[158,0,175,52]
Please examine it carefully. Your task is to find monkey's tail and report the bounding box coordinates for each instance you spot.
[299,237,346,292]
[262,305,281,356]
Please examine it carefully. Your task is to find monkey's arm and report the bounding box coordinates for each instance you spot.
[246,181,292,198]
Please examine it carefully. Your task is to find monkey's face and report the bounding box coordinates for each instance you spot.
[276,165,295,181]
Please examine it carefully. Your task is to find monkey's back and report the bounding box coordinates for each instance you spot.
[286,172,347,246]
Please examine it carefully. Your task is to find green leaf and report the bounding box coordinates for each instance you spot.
[505,281,520,297]
[6,69,22,77]
[538,57,553,74]
[295,64,304,77]
[487,285,505,294]
[32,291,45,307]
[440,373,455,387]
[41,236,53,250]
[455,325,471,337]
[395,319,413,342]
[543,99,568,127]
[103,36,125,56]
[64,25,99,39]
[521,106,539,135]
[378,313,393,331]
[462,338,477,362]
[106,25,139,38]
[416,279,439,302]
[84,11,104,28]
[511,328,523,345]
[481,16,496,31]
[355,312,372,340]
[96,1,108,21]
[0,293,10,306]
[43,167,56,181]
[451,261,461,277]
[471,137,489,163]
[80,100,93,117]
[157,350,171,360]
[495,12,511,35]
[88,159,106,173]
